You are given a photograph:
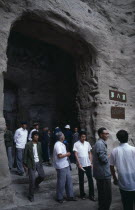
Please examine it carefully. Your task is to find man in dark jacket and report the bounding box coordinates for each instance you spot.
[64,125,72,152]
[4,125,14,170]
[93,127,112,210]
[23,131,45,202]
[72,127,79,145]
[41,127,51,165]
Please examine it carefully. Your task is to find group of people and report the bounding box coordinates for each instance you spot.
[4,122,51,174]
[4,122,79,173]
[53,128,135,210]
[4,122,135,210]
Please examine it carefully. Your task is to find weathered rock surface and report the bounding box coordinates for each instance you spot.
[0,0,135,207]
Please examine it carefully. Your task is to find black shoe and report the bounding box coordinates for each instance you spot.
[81,193,86,200]
[57,199,64,204]
[28,196,34,202]
[16,172,24,176]
[67,197,77,201]
[81,196,86,200]
[89,196,96,202]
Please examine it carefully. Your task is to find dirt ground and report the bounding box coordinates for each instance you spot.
[6,164,126,210]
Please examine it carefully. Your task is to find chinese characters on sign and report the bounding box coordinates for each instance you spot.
[109,90,127,119]
[111,107,125,119]
[109,90,126,102]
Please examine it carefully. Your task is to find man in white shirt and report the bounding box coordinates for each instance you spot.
[53,132,77,203]
[73,131,95,201]
[28,122,39,141]
[24,131,45,202]
[14,122,28,175]
[110,130,135,210]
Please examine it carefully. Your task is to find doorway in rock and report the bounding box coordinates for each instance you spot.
[4,30,78,131]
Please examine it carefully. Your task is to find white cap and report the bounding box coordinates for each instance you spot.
[65,125,70,129]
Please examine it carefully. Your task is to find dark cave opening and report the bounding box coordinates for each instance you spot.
[4,31,78,130]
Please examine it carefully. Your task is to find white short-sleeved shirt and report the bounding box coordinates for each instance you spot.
[33,144,39,163]
[110,143,135,191]
[53,141,69,169]
[73,140,92,167]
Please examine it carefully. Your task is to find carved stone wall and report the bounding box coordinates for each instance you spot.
[76,55,99,144]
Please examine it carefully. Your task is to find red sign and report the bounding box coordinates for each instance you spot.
[109,90,126,102]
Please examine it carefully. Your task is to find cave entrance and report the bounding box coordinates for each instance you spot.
[4,13,97,141]
[4,28,78,130]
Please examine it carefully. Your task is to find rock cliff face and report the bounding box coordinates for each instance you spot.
[0,0,135,207]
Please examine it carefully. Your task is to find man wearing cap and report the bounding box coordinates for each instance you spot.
[14,122,28,176]
[28,122,39,141]
[53,127,61,144]
[64,125,72,153]
[53,131,77,203]
[24,131,45,202]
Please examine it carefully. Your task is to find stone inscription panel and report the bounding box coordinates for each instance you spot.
[109,90,127,102]
[111,107,125,119]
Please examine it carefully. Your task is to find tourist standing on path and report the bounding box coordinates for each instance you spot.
[73,131,95,201]
[41,127,51,165]
[64,125,73,153]
[53,131,77,203]
[28,122,39,141]
[52,127,61,144]
[4,125,14,170]
[72,127,79,163]
[93,127,112,210]
[72,127,79,145]
[24,131,45,202]
[14,122,28,176]
[48,129,53,159]
[110,130,135,210]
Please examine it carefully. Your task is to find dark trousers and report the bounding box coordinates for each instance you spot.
[42,143,49,162]
[96,179,112,210]
[78,166,94,197]
[120,189,135,210]
[28,162,45,198]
